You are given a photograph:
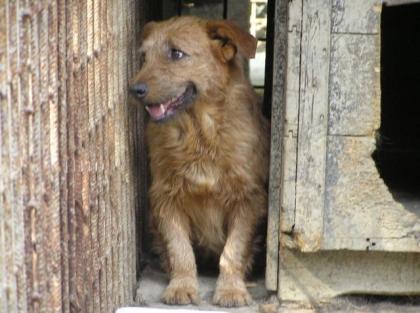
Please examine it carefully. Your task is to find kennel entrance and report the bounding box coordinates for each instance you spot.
[135,0,274,308]
[267,0,420,301]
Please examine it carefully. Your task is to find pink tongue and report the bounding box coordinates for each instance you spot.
[147,105,166,120]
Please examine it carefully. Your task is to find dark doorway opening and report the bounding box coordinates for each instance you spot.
[373,3,420,214]
[137,0,274,296]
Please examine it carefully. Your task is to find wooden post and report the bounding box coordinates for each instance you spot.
[265,0,289,291]
[0,1,144,312]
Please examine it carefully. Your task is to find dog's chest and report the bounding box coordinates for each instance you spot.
[183,160,219,191]
[173,115,224,191]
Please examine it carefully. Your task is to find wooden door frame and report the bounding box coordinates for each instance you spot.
[265,0,289,291]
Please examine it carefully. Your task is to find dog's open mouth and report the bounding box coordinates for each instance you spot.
[145,84,196,121]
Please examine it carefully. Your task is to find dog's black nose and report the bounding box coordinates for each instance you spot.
[129,83,148,99]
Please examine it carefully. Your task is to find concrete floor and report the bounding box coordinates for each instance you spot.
[131,266,420,313]
[134,265,272,313]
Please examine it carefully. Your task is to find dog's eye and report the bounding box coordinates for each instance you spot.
[170,48,185,61]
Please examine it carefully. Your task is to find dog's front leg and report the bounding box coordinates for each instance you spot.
[159,212,200,305]
[213,203,258,307]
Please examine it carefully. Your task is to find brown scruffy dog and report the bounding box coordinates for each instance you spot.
[130,16,268,307]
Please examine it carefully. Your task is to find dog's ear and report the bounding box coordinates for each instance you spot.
[207,20,257,61]
[140,21,157,42]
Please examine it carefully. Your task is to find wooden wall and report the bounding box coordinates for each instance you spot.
[269,0,420,301]
[0,1,145,312]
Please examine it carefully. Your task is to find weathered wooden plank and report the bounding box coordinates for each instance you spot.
[2,2,21,312]
[91,1,101,312]
[76,1,91,310]
[58,1,70,312]
[280,136,297,236]
[329,34,380,136]
[0,2,6,310]
[17,1,32,311]
[103,3,114,310]
[266,0,288,291]
[46,2,63,312]
[281,0,302,236]
[97,1,108,311]
[90,2,101,308]
[279,249,420,301]
[294,0,331,252]
[27,6,45,313]
[324,136,420,251]
[128,0,142,289]
[67,1,80,311]
[332,0,381,34]
[120,0,129,302]
[288,0,302,32]
[39,5,55,313]
[38,5,60,313]
[96,1,105,312]
[107,0,119,309]
[285,3,302,130]
[117,0,124,305]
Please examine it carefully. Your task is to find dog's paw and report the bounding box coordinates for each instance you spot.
[162,285,200,305]
[213,287,252,307]
[162,278,200,305]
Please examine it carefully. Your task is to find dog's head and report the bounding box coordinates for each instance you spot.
[129,16,257,122]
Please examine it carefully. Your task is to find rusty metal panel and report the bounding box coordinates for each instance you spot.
[0,1,144,312]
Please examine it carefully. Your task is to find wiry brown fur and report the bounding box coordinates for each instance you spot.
[131,16,269,307]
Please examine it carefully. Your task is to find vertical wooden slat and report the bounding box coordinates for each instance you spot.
[81,0,92,310]
[27,3,43,313]
[47,2,62,312]
[38,4,50,312]
[74,0,87,311]
[21,1,32,307]
[280,0,302,237]
[17,0,30,311]
[266,0,289,292]
[294,0,331,252]
[0,1,7,310]
[128,0,140,295]
[97,0,105,266]
[4,1,20,312]
[94,0,101,307]
[57,0,69,312]
[117,0,125,304]
[122,0,129,302]
[86,0,99,311]
[115,0,121,309]
[67,1,79,311]
[107,0,119,309]
[102,1,113,311]
[96,0,107,310]
[126,0,134,298]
